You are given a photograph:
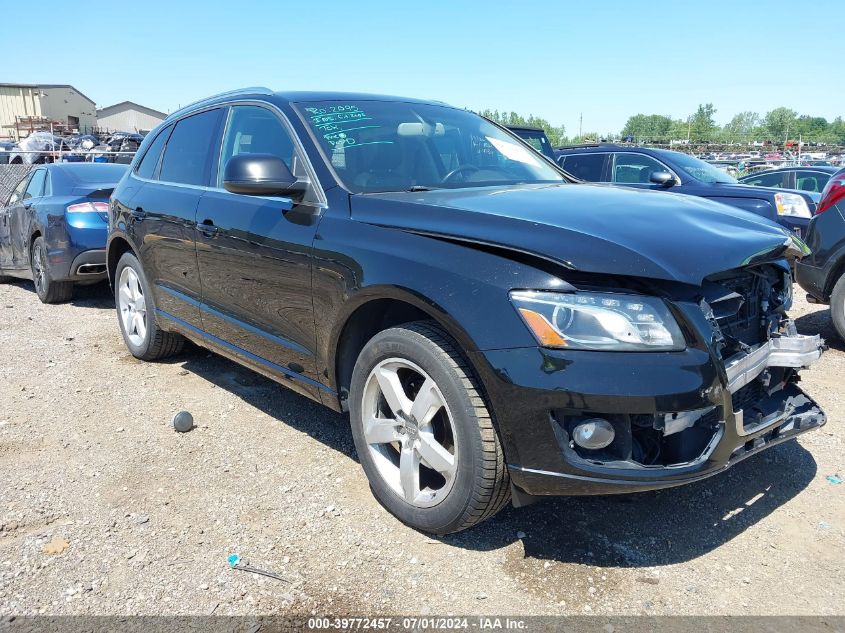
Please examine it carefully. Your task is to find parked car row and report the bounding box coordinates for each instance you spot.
[0,89,832,535]
[0,130,146,165]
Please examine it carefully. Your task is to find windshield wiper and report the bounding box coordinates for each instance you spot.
[405,185,438,192]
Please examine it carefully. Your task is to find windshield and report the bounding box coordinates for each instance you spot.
[657,150,737,184]
[295,100,564,193]
[509,129,556,160]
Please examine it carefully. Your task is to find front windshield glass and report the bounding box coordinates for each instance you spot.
[658,149,737,184]
[295,100,564,193]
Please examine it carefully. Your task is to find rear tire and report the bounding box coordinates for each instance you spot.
[349,321,510,534]
[830,274,845,343]
[30,237,73,304]
[114,251,184,361]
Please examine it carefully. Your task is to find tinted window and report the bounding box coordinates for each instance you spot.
[8,174,30,204]
[612,153,670,184]
[24,170,47,199]
[135,127,171,180]
[560,153,607,181]
[218,106,294,187]
[795,171,829,193]
[742,172,786,188]
[159,109,223,186]
[295,100,563,193]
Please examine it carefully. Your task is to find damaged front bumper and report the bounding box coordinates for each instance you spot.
[472,317,826,500]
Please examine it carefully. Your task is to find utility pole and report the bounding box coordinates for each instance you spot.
[579,112,582,140]
[687,116,691,143]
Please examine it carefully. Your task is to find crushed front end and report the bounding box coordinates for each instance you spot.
[473,261,826,499]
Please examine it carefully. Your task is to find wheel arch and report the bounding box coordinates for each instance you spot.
[106,235,135,288]
[328,287,484,412]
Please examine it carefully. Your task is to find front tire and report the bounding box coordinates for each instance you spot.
[830,274,845,342]
[31,237,73,304]
[114,251,184,361]
[349,321,510,534]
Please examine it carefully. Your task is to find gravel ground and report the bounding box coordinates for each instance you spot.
[0,279,842,617]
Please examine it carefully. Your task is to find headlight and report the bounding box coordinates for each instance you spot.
[775,192,811,218]
[510,290,685,351]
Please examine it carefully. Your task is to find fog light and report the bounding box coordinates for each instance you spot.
[572,418,615,450]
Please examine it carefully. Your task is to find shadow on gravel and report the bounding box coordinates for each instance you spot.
[4,278,113,310]
[178,350,357,457]
[441,439,817,567]
[795,308,843,352]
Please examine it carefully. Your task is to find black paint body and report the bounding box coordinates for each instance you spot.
[108,90,823,499]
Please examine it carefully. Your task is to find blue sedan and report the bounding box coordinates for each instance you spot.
[0,163,127,303]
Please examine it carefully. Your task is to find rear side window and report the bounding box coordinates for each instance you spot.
[560,153,607,181]
[135,125,171,180]
[159,109,223,186]
[795,171,827,193]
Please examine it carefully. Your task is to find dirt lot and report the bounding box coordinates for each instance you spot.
[0,279,843,617]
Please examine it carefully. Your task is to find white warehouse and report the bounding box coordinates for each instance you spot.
[96,101,167,134]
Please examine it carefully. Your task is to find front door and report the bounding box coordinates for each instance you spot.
[0,173,32,272]
[195,104,325,397]
[610,152,676,190]
[12,168,47,270]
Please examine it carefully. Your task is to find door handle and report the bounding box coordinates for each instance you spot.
[196,219,218,237]
[23,202,33,210]
[130,207,147,221]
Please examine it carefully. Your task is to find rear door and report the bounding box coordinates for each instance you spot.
[195,103,325,396]
[128,109,225,327]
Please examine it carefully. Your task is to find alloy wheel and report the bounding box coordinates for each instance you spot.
[32,243,46,295]
[118,266,148,346]
[361,358,458,508]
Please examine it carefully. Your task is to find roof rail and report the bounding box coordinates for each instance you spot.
[555,142,615,150]
[166,87,274,119]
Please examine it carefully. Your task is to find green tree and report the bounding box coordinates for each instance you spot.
[689,103,717,142]
[723,111,760,142]
[621,114,673,141]
[792,115,830,142]
[764,107,798,142]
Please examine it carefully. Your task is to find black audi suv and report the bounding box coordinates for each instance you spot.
[107,89,825,533]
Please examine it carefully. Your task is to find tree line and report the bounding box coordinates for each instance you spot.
[480,105,845,147]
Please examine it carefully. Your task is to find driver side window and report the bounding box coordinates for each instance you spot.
[9,173,32,205]
[218,105,295,187]
[612,153,670,184]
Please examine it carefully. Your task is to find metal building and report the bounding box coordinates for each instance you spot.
[96,101,167,134]
[0,84,97,140]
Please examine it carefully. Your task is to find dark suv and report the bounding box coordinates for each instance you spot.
[107,89,825,534]
[797,168,845,340]
[556,144,819,236]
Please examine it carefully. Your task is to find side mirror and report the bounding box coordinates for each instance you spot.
[649,171,676,187]
[223,153,307,198]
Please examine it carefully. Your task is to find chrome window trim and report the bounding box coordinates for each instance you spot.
[131,100,327,209]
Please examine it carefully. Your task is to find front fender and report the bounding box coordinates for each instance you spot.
[312,213,572,390]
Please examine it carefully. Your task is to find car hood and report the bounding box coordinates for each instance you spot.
[711,181,821,202]
[351,183,798,286]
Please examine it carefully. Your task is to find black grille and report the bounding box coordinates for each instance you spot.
[732,380,764,414]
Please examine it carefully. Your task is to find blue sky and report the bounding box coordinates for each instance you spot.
[6,0,841,135]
